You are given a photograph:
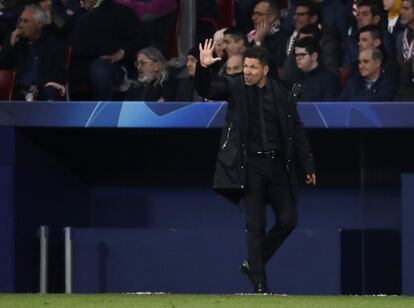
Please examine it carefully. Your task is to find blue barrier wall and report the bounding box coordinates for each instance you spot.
[0,127,15,292]
[1,102,413,294]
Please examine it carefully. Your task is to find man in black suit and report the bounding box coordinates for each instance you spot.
[195,40,317,294]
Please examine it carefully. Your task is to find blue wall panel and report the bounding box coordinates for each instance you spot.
[71,228,340,294]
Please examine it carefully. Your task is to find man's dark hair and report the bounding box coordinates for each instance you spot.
[358,24,383,41]
[257,0,281,19]
[224,27,248,47]
[298,24,322,42]
[294,37,321,59]
[362,46,384,62]
[242,46,272,67]
[296,0,321,23]
[357,0,384,18]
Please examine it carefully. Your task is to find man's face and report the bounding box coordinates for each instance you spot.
[293,5,314,31]
[356,5,379,29]
[358,49,381,80]
[80,0,97,10]
[18,8,42,40]
[400,1,414,26]
[223,34,243,57]
[226,55,243,75]
[295,47,313,72]
[186,55,198,77]
[383,0,394,11]
[243,57,268,87]
[251,1,277,29]
[136,53,159,83]
[358,31,380,50]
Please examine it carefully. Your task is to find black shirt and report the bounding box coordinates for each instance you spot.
[247,82,282,153]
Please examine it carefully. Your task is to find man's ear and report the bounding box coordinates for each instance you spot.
[311,51,318,62]
[263,65,269,76]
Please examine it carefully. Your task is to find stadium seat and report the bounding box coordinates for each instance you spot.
[0,69,15,101]
[216,0,235,29]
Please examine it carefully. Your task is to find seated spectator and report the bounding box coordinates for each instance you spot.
[68,0,149,100]
[297,24,342,77]
[124,47,174,101]
[0,4,65,100]
[209,27,228,75]
[172,46,204,101]
[223,26,248,58]
[248,0,290,71]
[294,37,341,102]
[383,0,403,34]
[114,0,177,56]
[224,54,243,76]
[281,0,342,84]
[338,47,398,101]
[357,25,400,80]
[343,0,395,67]
[213,27,227,59]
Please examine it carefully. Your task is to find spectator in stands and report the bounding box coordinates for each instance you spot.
[281,0,342,84]
[172,46,204,101]
[31,0,66,37]
[0,4,65,100]
[248,0,290,71]
[213,27,227,59]
[358,25,400,79]
[68,0,148,100]
[395,0,414,100]
[224,54,243,76]
[114,0,177,56]
[383,0,403,34]
[124,47,174,101]
[338,47,398,101]
[343,0,395,67]
[283,0,349,41]
[294,37,341,101]
[210,27,228,75]
[223,27,248,58]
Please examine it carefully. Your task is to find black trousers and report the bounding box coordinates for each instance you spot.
[243,154,297,284]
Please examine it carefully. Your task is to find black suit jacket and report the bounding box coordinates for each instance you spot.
[194,63,316,204]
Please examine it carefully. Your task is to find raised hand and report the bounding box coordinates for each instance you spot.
[255,21,270,44]
[199,38,222,68]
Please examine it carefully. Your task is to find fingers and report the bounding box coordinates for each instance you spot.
[305,174,316,186]
[201,38,215,51]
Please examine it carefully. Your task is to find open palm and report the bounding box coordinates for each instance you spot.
[199,39,222,67]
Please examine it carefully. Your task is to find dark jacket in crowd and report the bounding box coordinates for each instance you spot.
[337,71,398,101]
[69,2,148,65]
[0,30,65,86]
[262,27,290,70]
[298,65,341,102]
[194,64,316,204]
[125,79,176,101]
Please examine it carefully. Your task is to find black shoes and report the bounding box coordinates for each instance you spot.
[254,282,271,294]
[240,260,272,294]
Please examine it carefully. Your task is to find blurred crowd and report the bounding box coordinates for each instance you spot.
[0,0,413,102]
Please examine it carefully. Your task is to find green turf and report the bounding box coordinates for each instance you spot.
[1,294,414,308]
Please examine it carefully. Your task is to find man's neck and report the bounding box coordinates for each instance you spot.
[365,71,380,82]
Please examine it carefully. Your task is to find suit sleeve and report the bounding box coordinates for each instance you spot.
[194,63,229,101]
